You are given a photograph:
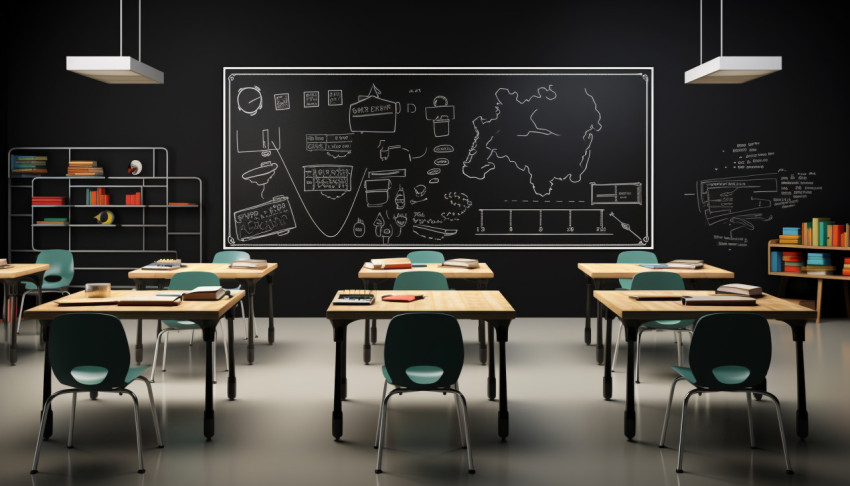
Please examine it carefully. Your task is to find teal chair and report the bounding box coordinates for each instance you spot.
[616,250,658,289]
[212,250,253,339]
[150,271,228,383]
[374,312,474,474]
[406,250,445,264]
[393,270,450,291]
[659,313,792,474]
[612,271,694,383]
[31,313,163,474]
[17,249,75,333]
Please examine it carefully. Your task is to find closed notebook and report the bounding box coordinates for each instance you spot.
[381,294,424,302]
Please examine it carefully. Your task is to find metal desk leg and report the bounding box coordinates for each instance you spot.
[596,299,605,365]
[788,320,809,439]
[624,320,638,440]
[246,283,256,364]
[603,310,613,400]
[584,277,594,345]
[40,320,53,439]
[266,273,275,345]
[487,322,496,400]
[227,311,237,401]
[133,279,145,365]
[331,320,351,440]
[477,279,489,365]
[492,319,512,440]
[363,320,371,364]
[203,325,216,440]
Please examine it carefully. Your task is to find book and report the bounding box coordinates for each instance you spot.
[332,293,375,305]
[229,259,268,269]
[442,258,480,269]
[117,294,181,306]
[57,297,120,306]
[666,259,704,268]
[681,295,757,306]
[640,262,703,269]
[141,259,183,270]
[363,257,412,270]
[182,286,227,301]
[716,283,763,296]
[381,294,425,302]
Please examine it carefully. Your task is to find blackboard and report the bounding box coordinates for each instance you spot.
[223,68,653,249]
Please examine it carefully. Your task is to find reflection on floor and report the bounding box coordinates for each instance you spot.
[1,317,847,486]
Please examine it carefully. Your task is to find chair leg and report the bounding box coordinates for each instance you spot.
[31,393,58,473]
[676,390,698,473]
[758,391,794,474]
[150,328,169,382]
[375,390,396,473]
[675,331,683,366]
[746,392,755,448]
[124,389,146,473]
[162,332,170,372]
[659,376,685,448]
[135,376,164,448]
[635,328,646,383]
[220,322,229,372]
[453,382,467,449]
[612,321,624,370]
[454,390,475,474]
[16,289,32,334]
[374,380,388,449]
[67,391,78,448]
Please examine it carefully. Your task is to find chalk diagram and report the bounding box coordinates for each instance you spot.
[225,69,653,248]
[237,86,263,116]
[462,86,603,197]
[695,174,777,235]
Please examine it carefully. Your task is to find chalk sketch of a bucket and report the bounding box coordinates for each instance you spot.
[364,179,392,207]
[349,85,401,133]
[233,195,296,241]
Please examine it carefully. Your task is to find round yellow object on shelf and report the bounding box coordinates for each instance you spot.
[94,210,115,224]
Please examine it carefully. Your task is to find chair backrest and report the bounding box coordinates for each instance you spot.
[384,312,464,389]
[630,271,685,290]
[35,249,75,288]
[393,271,449,290]
[616,250,657,289]
[688,313,772,390]
[212,250,251,264]
[167,271,220,291]
[406,250,445,264]
[48,313,130,391]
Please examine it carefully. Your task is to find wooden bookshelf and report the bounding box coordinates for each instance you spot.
[767,239,850,322]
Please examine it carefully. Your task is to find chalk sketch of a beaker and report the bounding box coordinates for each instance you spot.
[242,161,278,199]
[365,178,392,207]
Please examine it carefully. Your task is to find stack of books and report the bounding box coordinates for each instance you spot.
[363,257,412,270]
[11,155,48,177]
[804,253,834,275]
[716,283,763,296]
[800,217,849,247]
[781,251,804,273]
[86,188,111,205]
[844,257,850,276]
[124,192,142,205]
[31,195,66,206]
[778,227,801,245]
[442,258,479,269]
[66,160,104,177]
[36,217,69,226]
[229,259,268,269]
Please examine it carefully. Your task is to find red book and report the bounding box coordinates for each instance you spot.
[381,294,425,302]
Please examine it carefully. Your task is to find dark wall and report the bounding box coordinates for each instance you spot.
[5,1,849,317]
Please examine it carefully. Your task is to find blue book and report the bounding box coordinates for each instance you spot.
[782,227,801,235]
[771,251,782,272]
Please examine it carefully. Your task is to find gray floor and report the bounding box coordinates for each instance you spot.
[1,315,848,486]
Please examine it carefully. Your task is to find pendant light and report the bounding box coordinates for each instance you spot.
[685,0,781,84]
[66,0,164,84]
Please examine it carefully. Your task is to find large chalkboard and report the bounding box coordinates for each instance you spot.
[223,68,653,249]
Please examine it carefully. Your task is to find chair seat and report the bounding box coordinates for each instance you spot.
[23,281,67,291]
[643,319,693,330]
[382,364,445,386]
[126,365,150,383]
[671,365,696,384]
[162,319,201,330]
[70,366,109,385]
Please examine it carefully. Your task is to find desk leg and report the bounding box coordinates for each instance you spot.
[203,325,215,440]
[331,320,350,440]
[789,320,809,439]
[477,279,488,365]
[40,320,53,439]
[585,278,593,345]
[623,320,638,440]
[227,312,237,401]
[603,310,613,400]
[363,321,371,364]
[492,320,511,440]
[487,322,496,401]
[7,282,19,365]
[596,299,605,365]
[133,279,145,365]
[815,279,823,324]
[266,274,275,345]
[246,283,256,364]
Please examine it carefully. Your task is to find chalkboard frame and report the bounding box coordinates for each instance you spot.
[223,67,654,250]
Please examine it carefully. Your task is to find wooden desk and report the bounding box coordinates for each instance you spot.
[128,262,277,364]
[325,289,516,441]
[577,263,735,363]
[1,263,49,365]
[358,263,495,365]
[593,289,816,441]
[24,289,244,441]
